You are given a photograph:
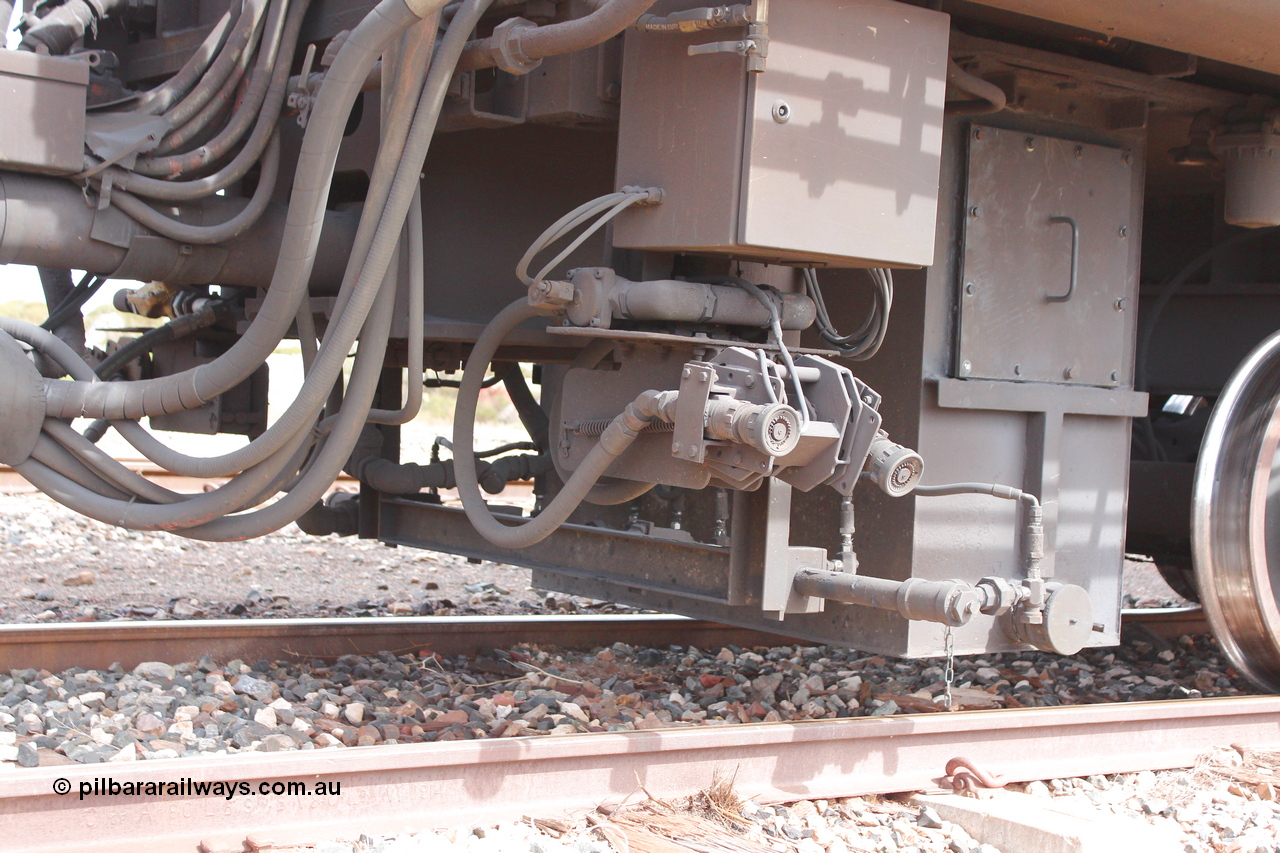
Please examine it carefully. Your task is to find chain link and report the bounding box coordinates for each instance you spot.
[942,625,955,710]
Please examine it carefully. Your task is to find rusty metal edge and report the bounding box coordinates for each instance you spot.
[1,696,1277,853]
[0,609,1207,674]
[0,614,801,673]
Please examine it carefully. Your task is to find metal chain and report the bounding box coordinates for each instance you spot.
[942,625,955,710]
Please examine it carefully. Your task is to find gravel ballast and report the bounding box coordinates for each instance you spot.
[0,626,1253,769]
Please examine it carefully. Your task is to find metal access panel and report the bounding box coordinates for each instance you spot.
[0,50,87,175]
[958,127,1136,387]
[612,0,949,268]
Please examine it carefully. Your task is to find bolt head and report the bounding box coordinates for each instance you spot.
[687,446,698,458]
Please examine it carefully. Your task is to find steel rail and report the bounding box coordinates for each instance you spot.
[0,695,1276,853]
[0,609,1207,673]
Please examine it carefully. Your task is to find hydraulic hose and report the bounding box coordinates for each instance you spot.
[111,133,283,245]
[156,0,270,133]
[944,58,1006,115]
[454,300,671,548]
[106,0,457,478]
[114,0,307,193]
[135,5,238,115]
[18,0,129,54]
[151,0,288,158]
[457,0,660,71]
[42,0,423,423]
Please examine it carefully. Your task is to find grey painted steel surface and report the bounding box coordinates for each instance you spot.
[958,127,1134,388]
[0,50,88,175]
[1,697,1277,852]
[965,0,1280,78]
[611,0,950,268]
[1193,330,1280,692]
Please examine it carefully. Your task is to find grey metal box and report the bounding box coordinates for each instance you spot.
[612,0,949,268]
[958,126,1136,387]
[0,50,87,175]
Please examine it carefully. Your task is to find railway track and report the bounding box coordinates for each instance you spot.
[0,607,1251,853]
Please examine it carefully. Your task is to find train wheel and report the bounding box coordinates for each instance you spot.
[1193,330,1280,692]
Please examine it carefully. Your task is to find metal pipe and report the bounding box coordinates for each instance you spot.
[457,0,659,72]
[792,569,982,628]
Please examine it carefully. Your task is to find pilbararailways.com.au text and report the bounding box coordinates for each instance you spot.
[58,777,341,800]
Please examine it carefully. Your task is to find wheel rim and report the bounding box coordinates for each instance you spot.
[1192,330,1280,692]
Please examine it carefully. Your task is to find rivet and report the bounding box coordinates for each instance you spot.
[972,128,984,141]
[1074,145,1084,159]
[959,360,972,376]
[1122,151,1133,165]
[1114,297,1127,311]
[1064,366,1076,380]
[1025,136,1036,151]
[969,205,980,219]
[1013,364,1022,376]
[964,282,975,296]
[1118,225,1128,238]
[1110,370,1120,382]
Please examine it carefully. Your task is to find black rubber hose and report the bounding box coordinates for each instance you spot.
[500,363,549,451]
[19,0,129,54]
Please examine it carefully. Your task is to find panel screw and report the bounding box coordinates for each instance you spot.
[959,360,972,376]
[964,282,975,296]
[771,101,791,123]
[972,128,984,141]
[969,205,980,219]
[1118,225,1128,238]
[1025,136,1036,151]
[1064,366,1076,380]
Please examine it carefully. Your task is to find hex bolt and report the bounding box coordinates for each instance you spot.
[682,367,691,379]
[672,442,682,453]
[687,446,698,458]
[771,101,791,124]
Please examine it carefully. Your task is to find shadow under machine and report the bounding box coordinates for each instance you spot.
[4,0,1280,687]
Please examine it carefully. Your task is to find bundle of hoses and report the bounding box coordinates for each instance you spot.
[3,0,494,540]
[4,0,668,543]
